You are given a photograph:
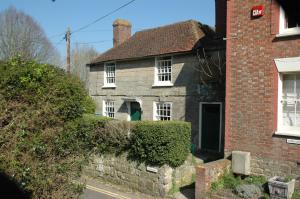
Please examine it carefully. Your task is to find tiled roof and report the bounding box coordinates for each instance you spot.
[90,20,213,64]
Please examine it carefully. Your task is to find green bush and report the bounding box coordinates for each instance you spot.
[130,121,191,167]
[211,172,267,193]
[58,114,131,156]
[0,58,96,198]
[0,57,94,121]
[58,114,109,154]
[98,120,132,153]
[211,172,242,192]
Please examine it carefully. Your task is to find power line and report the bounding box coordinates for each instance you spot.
[71,0,136,34]
[50,0,136,47]
[73,40,111,45]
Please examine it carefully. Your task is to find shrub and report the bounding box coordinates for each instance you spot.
[57,114,110,156]
[0,59,96,198]
[98,120,132,153]
[130,121,191,167]
[211,172,242,192]
[66,116,131,154]
[58,114,132,156]
[0,57,94,121]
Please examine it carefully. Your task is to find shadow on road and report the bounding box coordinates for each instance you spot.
[0,172,31,199]
[179,182,195,199]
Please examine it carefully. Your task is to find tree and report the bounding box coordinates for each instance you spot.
[195,47,226,85]
[71,43,98,86]
[0,7,60,65]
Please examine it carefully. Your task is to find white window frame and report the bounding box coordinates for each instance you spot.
[103,100,115,118]
[153,56,174,87]
[275,56,300,137]
[153,102,172,121]
[277,6,300,37]
[103,62,116,88]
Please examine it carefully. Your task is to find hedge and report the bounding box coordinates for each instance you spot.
[0,58,97,198]
[130,121,191,167]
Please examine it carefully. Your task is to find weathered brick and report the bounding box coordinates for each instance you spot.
[226,0,300,182]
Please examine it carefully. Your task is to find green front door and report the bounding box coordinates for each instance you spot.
[130,102,141,121]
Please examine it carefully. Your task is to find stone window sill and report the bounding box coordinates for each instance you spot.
[102,85,116,89]
[152,82,174,87]
[276,29,300,38]
[275,130,300,138]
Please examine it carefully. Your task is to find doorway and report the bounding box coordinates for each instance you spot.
[130,102,141,121]
[199,102,222,153]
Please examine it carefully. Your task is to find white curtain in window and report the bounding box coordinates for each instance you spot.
[282,74,300,127]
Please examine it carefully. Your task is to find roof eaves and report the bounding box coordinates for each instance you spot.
[90,50,194,65]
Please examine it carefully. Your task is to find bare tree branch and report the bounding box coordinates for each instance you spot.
[195,48,226,85]
[71,43,98,86]
[0,7,61,65]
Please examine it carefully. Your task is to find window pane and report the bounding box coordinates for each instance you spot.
[283,74,295,101]
[296,75,300,100]
[105,63,115,84]
[156,102,171,121]
[296,103,300,127]
[283,101,295,127]
[156,57,171,83]
[104,101,115,118]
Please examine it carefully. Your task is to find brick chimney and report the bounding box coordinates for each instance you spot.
[113,19,131,47]
[215,0,227,37]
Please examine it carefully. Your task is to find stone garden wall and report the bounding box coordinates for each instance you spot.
[83,153,199,197]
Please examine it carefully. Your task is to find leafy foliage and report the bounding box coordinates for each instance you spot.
[211,172,268,192]
[0,58,96,198]
[130,121,191,167]
[98,120,133,154]
[0,58,193,197]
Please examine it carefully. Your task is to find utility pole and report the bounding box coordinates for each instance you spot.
[65,27,71,73]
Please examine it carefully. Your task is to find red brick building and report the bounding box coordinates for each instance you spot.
[225,0,300,180]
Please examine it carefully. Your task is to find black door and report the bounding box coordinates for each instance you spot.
[201,103,221,152]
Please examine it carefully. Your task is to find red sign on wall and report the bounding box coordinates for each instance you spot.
[251,5,264,17]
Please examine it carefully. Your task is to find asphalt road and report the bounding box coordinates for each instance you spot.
[83,188,116,199]
[81,184,132,199]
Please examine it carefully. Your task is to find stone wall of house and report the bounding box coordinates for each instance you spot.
[83,153,199,197]
[89,54,199,97]
[89,53,225,149]
[225,0,300,184]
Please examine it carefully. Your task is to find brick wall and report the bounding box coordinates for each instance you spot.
[226,0,300,178]
[195,159,231,199]
[215,0,227,37]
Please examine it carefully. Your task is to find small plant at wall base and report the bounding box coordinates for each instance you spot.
[129,121,191,167]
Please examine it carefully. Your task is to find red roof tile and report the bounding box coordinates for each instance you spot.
[90,20,211,64]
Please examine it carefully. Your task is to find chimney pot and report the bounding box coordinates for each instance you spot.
[113,19,132,47]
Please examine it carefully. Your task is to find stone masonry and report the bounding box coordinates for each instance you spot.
[89,53,224,149]
[83,153,200,197]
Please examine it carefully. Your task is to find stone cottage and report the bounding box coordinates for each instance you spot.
[87,18,225,155]
[225,0,300,181]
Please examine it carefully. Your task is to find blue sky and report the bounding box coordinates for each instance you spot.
[0,0,215,57]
